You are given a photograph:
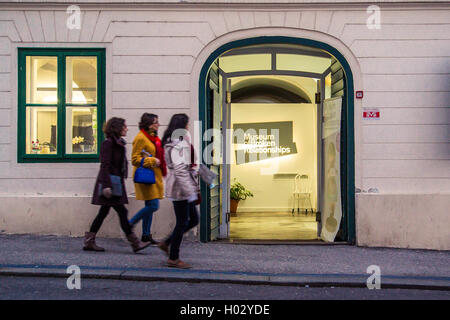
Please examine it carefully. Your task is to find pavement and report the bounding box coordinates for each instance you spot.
[0,233,449,290]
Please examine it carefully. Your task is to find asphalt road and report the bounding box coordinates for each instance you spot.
[0,275,449,300]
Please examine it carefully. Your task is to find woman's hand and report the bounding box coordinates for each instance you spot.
[103,187,112,199]
[191,169,199,178]
[153,158,161,167]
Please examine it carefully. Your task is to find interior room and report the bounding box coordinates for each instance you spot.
[229,78,319,241]
[24,56,98,155]
[214,46,333,241]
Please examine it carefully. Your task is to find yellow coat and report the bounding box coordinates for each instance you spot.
[131,131,164,200]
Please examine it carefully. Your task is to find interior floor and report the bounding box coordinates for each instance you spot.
[230,212,318,240]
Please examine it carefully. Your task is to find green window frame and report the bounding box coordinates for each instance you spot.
[18,48,105,163]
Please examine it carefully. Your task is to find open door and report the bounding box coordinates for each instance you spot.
[219,78,231,238]
[200,40,355,244]
[204,60,222,241]
[320,57,347,242]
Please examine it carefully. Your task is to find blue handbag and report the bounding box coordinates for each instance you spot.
[134,156,156,184]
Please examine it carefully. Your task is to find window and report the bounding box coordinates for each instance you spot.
[18,48,105,162]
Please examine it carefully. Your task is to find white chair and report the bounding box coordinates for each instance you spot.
[291,174,313,216]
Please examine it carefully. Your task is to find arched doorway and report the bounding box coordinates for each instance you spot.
[198,37,355,244]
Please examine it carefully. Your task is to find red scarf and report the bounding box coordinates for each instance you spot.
[141,129,167,177]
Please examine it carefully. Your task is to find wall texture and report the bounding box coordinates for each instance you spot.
[356,194,450,250]
[0,196,177,240]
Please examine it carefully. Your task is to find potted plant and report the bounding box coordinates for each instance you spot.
[41,142,56,153]
[230,179,253,216]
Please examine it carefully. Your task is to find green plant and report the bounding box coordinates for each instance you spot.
[42,142,56,151]
[230,179,254,201]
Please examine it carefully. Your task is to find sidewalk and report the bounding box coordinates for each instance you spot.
[0,234,449,290]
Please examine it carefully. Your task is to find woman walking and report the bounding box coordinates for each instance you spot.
[129,113,166,243]
[83,117,150,253]
[159,113,199,269]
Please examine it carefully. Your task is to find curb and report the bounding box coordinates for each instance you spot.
[0,265,449,291]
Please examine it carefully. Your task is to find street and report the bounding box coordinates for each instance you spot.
[0,275,449,300]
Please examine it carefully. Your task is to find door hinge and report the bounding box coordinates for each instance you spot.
[226,91,231,104]
[315,92,321,104]
[226,211,230,222]
[315,211,321,222]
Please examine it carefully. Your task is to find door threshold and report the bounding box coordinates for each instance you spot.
[215,239,351,245]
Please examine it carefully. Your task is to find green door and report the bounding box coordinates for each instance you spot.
[203,60,222,241]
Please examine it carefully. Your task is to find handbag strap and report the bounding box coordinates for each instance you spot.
[140,154,152,168]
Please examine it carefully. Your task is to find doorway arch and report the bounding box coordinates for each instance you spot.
[197,36,356,244]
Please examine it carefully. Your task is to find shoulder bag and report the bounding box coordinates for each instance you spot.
[99,174,123,197]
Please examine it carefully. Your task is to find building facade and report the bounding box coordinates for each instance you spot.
[0,0,449,250]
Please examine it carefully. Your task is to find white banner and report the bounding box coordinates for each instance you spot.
[321,97,342,242]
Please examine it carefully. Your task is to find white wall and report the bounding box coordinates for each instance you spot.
[356,194,450,250]
[0,196,177,240]
[230,103,317,212]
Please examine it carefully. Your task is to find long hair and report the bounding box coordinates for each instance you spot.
[103,117,125,139]
[139,113,158,132]
[162,113,189,147]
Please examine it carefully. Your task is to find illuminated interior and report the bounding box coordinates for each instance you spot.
[66,57,97,104]
[65,107,97,154]
[25,56,98,155]
[208,44,342,241]
[25,107,57,154]
[26,56,58,104]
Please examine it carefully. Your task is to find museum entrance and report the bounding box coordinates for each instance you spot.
[228,74,319,241]
[199,38,355,244]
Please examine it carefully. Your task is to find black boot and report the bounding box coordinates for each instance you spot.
[141,234,158,245]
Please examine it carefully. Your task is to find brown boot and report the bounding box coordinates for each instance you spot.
[83,232,105,252]
[126,232,151,253]
[167,259,192,269]
[157,241,169,257]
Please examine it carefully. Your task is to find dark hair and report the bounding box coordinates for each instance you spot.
[103,117,126,138]
[162,113,189,146]
[139,113,158,131]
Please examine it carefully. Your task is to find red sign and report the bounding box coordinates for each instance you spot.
[363,109,380,119]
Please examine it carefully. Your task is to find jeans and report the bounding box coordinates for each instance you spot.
[90,205,131,236]
[129,199,159,236]
[166,200,199,261]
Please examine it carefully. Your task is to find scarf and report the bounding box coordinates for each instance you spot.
[141,129,167,177]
